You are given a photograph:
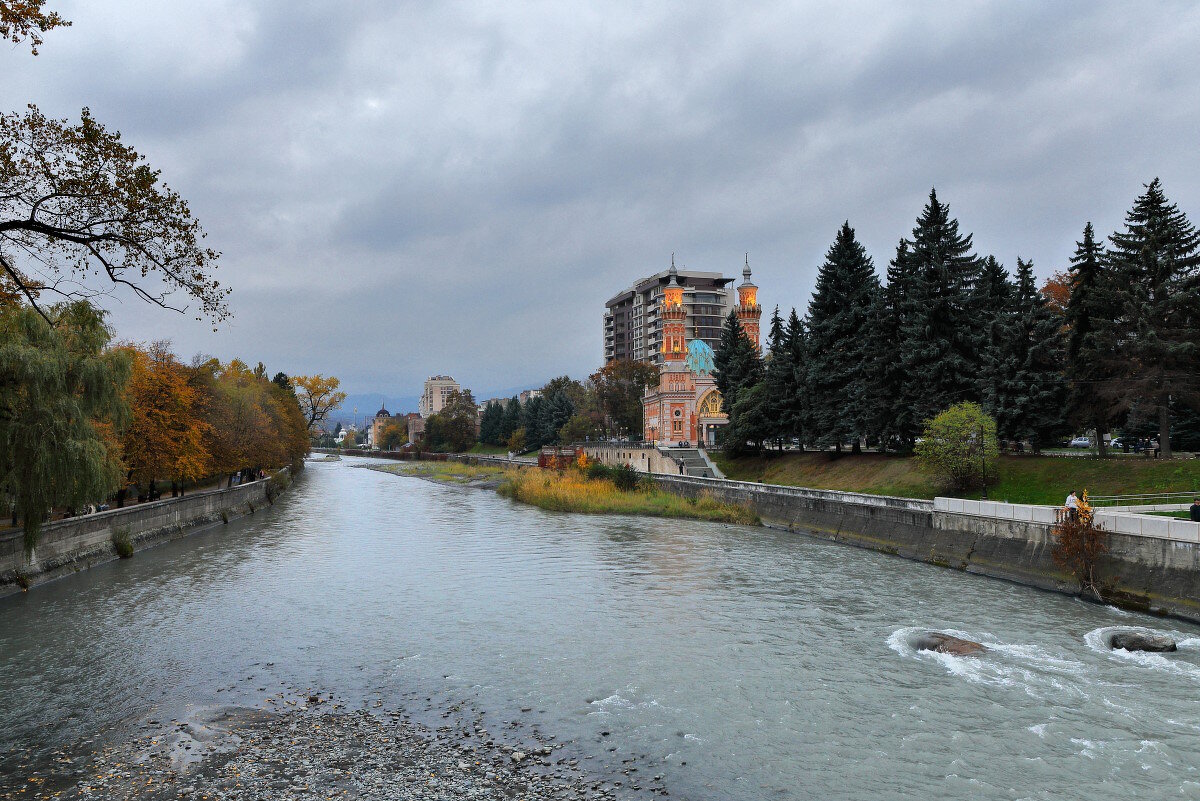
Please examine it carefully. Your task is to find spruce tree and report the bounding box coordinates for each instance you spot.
[479,400,503,445]
[499,396,522,442]
[896,189,985,431]
[875,240,918,448]
[988,258,1067,450]
[522,395,546,448]
[542,391,574,444]
[784,308,809,448]
[1063,222,1114,456]
[762,306,791,449]
[714,310,763,443]
[1099,179,1200,457]
[804,222,880,451]
[974,256,1017,433]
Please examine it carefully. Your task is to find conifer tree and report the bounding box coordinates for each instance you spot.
[1098,179,1200,457]
[762,306,791,449]
[1063,222,1114,456]
[499,396,522,442]
[895,189,985,431]
[804,222,880,451]
[714,312,761,411]
[871,241,915,449]
[783,308,810,448]
[479,400,504,445]
[714,311,764,448]
[522,395,547,448]
[974,256,1017,432]
[987,259,1067,450]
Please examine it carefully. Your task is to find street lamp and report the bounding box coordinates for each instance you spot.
[979,421,989,501]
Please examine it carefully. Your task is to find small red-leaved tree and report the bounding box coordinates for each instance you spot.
[1051,491,1108,600]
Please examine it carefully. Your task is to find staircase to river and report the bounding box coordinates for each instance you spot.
[659,447,721,478]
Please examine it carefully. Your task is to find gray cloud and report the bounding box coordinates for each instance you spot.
[4,0,1200,395]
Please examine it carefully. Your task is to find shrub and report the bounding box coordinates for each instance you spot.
[112,528,134,558]
[1052,491,1107,599]
[914,402,998,492]
[612,464,641,491]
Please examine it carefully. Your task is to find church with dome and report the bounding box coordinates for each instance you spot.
[642,259,761,447]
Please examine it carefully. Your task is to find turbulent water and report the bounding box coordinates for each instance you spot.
[2,457,1199,799]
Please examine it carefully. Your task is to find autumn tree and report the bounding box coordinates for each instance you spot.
[1,0,70,55]
[1,106,227,323]
[121,341,209,492]
[1040,270,1071,318]
[0,301,129,551]
[293,374,346,433]
[1051,492,1107,600]
[379,419,407,451]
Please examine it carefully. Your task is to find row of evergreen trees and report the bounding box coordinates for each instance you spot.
[478,388,576,451]
[714,179,1200,457]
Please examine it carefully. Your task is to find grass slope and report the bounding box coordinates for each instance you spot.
[714,452,1200,505]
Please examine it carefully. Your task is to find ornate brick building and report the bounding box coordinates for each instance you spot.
[642,259,761,446]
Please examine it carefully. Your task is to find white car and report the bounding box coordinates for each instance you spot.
[1069,436,1092,448]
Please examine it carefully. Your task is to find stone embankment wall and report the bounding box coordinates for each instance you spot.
[0,470,291,597]
[651,474,1200,623]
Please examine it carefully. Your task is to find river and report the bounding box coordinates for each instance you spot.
[2,457,1199,799]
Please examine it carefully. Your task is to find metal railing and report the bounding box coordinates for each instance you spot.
[1089,491,1198,508]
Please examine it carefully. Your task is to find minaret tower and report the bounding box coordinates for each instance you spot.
[736,253,761,350]
[661,256,687,362]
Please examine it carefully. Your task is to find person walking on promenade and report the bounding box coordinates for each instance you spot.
[1064,490,1080,522]
[1190,498,1200,523]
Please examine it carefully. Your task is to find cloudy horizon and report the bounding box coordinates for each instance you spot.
[5,1,1200,396]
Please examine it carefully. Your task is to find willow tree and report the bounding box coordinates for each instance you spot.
[0,302,130,552]
[0,105,227,324]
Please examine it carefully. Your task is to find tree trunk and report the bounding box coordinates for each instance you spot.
[1160,404,1173,459]
[1095,415,1108,458]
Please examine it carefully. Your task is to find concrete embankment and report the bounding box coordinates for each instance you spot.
[0,470,292,596]
[648,473,1200,623]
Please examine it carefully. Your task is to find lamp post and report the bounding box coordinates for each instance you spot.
[979,421,989,501]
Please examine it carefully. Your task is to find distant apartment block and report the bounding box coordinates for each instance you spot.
[418,375,460,416]
[604,260,736,365]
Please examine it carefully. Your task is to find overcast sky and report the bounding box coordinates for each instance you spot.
[5,1,1200,396]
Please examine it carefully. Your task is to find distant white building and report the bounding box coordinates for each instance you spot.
[419,375,460,416]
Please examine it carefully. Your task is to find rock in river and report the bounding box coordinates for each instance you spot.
[913,632,988,656]
[1108,631,1177,652]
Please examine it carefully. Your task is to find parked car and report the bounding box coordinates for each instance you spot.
[1069,436,1092,448]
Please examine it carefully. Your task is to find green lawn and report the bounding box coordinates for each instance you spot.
[713,451,1200,505]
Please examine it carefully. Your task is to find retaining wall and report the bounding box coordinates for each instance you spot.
[0,470,290,597]
[652,474,1200,623]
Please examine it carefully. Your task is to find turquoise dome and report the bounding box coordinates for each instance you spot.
[685,340,715,375]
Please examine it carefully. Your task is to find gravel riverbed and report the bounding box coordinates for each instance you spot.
[31,692,671,801]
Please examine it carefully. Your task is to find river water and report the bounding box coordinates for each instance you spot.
[2,457,1200,799]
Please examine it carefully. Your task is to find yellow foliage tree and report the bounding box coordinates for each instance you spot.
[294,374,347,434]
[120,342,209,491]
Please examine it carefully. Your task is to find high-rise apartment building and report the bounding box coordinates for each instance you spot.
[603,258,736,365]
[418,375,460,416]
